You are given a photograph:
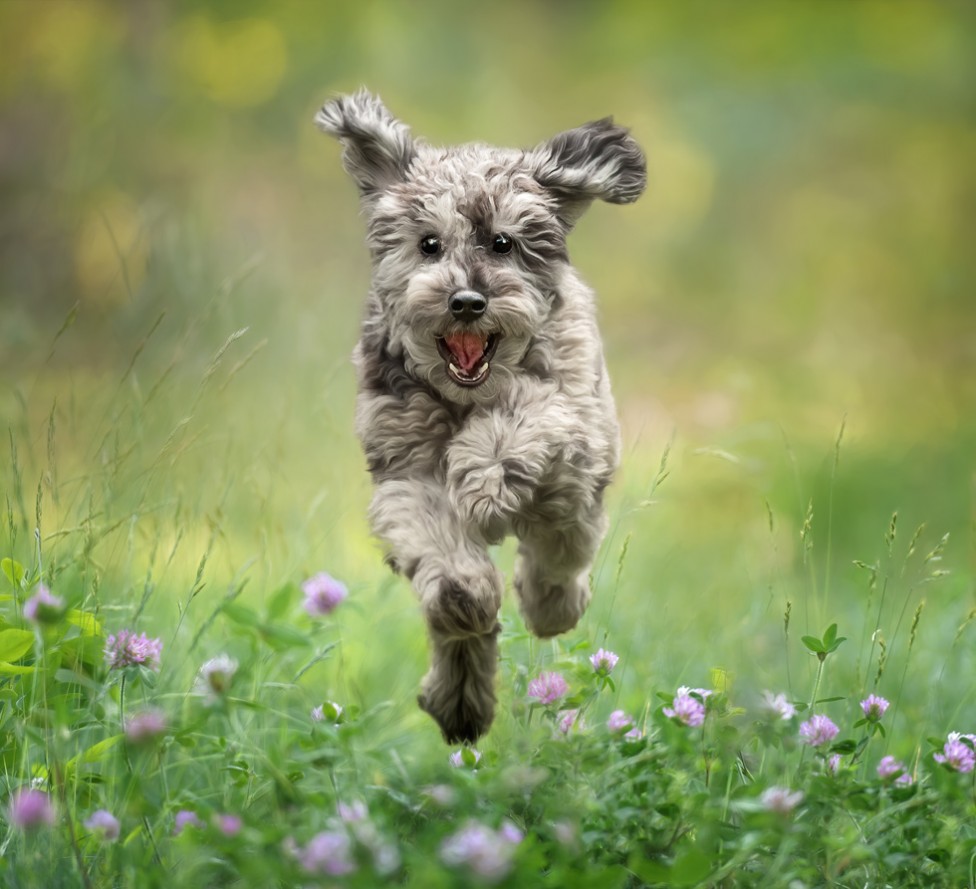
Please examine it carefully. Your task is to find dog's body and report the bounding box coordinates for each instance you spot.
[317,91,645,742]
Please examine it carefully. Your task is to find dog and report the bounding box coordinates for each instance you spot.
[316,90,645,742]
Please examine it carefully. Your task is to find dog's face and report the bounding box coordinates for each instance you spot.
[317,90,646,405]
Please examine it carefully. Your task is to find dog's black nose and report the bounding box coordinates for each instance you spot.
[448,290,487,322]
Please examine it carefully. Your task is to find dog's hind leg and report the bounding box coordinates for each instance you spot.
[418,627,499,743]
[370,477,503,638]
[369,476,502,739]
[514,505,608,638]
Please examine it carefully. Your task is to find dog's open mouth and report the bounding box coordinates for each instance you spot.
[436,332,500,387]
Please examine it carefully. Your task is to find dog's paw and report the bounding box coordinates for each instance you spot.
[449,460,532,542]
[514,561,592,639]
[423,572,502,639]
[418,633,499,743]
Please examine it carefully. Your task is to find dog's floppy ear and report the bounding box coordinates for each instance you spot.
[534,118,646,227]
[315,89,415,197]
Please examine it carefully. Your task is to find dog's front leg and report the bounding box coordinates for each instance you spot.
[445,396,560,543]
[368,477,501,742]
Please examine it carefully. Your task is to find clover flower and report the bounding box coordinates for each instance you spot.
[302,572,348,617]
[337,800,368,823]
[216,813,243,837]
[558,709,585,734]
[499,820,524,845]
[663,687,709,728]
[876,755,906,780]
[860,694,890,721]
[799,714,839,748]
[589,648,619,675]
[23,584,65,625]
[624,727,644,741]
[761,691,797,721]
[933,732,976,773]
[894,772,914,787]
[449,748,482,768]
[194,653,238,705]
[8,789,55,831]
[104,629,162,671]
[296,829,357,877]
[173,810,203,835]
[440,820,522,883]
[607,710,635,733]
[125,709,167,744]
[84,809,120,841]
[826,753,842,775]
[760,786,804,815]
[527,671,568,705]
[311,701,343,723]
[424,784,457,807]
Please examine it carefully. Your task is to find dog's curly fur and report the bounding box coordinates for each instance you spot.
[316,90,646,742]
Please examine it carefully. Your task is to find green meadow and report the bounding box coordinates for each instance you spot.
[1,3,974,886]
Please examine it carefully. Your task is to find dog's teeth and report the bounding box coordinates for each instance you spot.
[478,363,489,376]
[449,363,461,376]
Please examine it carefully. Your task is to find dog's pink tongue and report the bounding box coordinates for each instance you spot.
[444,333,487,373]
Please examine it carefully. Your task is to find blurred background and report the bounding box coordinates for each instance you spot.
[1,1,973,736]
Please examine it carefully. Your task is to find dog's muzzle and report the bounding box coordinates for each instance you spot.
[448,290,487,323]
[436,291,500,388]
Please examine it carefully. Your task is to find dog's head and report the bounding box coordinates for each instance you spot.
[316,89,645,405]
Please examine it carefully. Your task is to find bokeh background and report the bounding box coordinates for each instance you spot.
[1,2,974,740]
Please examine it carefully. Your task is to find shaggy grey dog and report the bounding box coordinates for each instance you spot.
[316,90,645,742]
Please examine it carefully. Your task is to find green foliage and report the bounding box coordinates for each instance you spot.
[1,581,975,887]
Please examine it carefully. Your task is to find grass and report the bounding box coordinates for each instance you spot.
[0,287,974,887]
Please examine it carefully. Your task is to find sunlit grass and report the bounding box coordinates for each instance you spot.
[1,278,974,884]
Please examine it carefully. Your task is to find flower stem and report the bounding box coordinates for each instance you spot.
[809,656,825,713]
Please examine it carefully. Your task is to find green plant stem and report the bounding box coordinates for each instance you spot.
[809,656,826,713]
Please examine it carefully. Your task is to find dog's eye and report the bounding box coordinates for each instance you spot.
[419,235,441,256]
[492,233,514,255]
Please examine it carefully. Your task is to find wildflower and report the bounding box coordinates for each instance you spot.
[624,727,644,741]
[424,784,457,807]
[449,748,482,768]
[311,701,343,723]
[860,694,890,722]
[799,714,839,748]
[527,671,568,705]
[124,709,167,744]
[23,584,65,624]
[499,820,524,844]
[558,709,585,734]
[826,753,842,775]
[372,841,401,875]
[894,772,914,787]
[440,820,521,883]
[589,648,619,675]
[84,809,120,842]
[104,629,162,671]
[876,755,906,780]
[552,820,578,850]
[663,687,708,728]
[173,810,203,835]
[302,572,348,617]
[933,732,976,773]
[761,691,797,721]
[215,814,242,837]
[8,789,55,831]
[760,786,804,815]
[297,830,356,876]
[337,800,368,823]
[194,654,238,705]
[607,709,635,733]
